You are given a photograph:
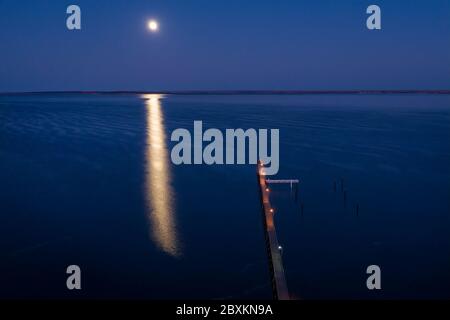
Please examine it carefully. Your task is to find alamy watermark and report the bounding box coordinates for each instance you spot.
[66,5,81,30]
[66,265,81,290]
[366,5,382,30]
[65,4,381,31]
[170,121,280,175]
[366,265,381,290]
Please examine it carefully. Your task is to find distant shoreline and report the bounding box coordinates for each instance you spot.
[1,90,450,96]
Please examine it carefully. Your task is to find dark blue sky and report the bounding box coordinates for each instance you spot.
[0,0,449,91]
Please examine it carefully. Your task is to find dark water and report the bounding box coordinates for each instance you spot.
[0,94,449,299]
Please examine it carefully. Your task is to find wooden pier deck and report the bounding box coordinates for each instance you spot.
[257,161,290,300]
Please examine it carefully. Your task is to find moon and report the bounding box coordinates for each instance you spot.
[148,20,159,32]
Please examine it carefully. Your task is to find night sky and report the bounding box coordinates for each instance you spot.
[0,0,449,92]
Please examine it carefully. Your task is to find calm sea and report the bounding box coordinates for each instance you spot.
[0,94,449,299]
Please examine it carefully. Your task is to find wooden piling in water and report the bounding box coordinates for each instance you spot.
[343,190,347,208]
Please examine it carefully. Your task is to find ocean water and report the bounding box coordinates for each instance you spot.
[0,93,449,299]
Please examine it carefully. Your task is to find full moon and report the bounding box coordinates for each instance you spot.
[148,20,159,32]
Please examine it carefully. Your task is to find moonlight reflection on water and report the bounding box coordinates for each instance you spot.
[143,94,181,257]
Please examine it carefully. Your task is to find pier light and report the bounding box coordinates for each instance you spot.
[266,188,270,192]
[270,208,274,213]
[278,245,283,256]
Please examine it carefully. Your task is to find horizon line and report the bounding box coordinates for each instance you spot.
[1,89,450,95]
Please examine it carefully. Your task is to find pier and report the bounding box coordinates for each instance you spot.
[257,161,290,300]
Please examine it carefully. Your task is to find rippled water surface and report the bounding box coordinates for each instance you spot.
[0,94,449,299]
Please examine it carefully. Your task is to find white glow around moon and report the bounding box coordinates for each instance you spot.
[148,20,159,32]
